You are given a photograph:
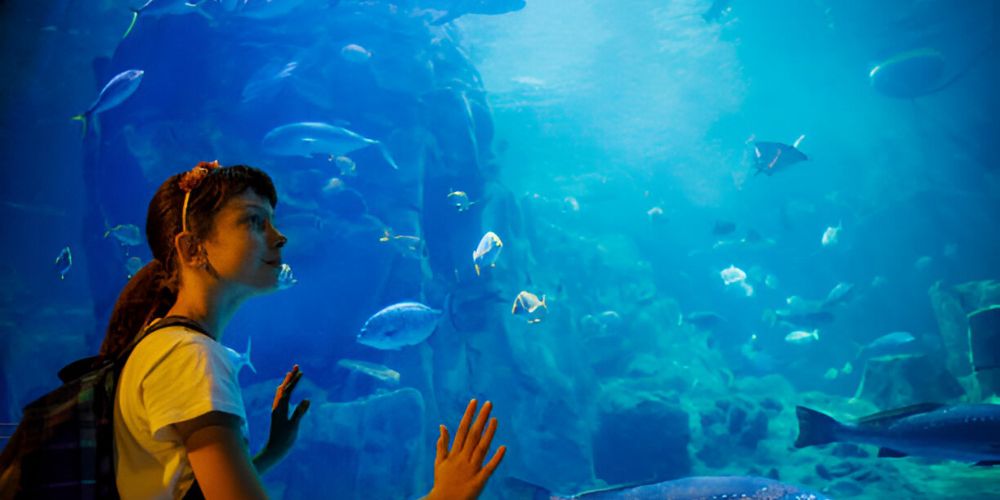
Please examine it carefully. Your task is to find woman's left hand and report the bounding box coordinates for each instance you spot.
[261,364,310,464]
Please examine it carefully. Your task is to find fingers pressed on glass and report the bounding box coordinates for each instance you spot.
[472,418,497,465]
[453,399,477,451]
[465,401,492,455]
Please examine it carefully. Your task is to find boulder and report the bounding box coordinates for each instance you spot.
[853,355,964,409]
[593,395,691,485]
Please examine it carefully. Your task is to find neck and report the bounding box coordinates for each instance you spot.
[165,277,248,342]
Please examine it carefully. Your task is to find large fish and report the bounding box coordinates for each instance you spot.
[262,122,399,170]
[795,403,1000,465]
[752,135,808,176]
[506,475,831,500]
[72,69,144,137]
[357,302,441,350]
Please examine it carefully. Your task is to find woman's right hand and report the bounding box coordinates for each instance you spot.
[424,399,507,500]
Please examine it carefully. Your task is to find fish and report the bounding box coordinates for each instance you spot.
[752,135,808,176]
[379,229,426,260]
[772,309,835,328]
[277,263,297,290]
[340,44,372,63]
[712,220,736,235]
[581,310,622,334]
[702,0,733,22]
[262,122,399,170]
[869,48,948,99]
[822,281,855,308]
[125,256,143,278]
[562,196,580,213]
[764,274,779,289]
[429,0,527,25]
[795,403,1000,465]
[447,190,475,212]
[54,246,72,280]
[224,337,256,376]
[122,0,208,39]
[646,206,664,221]
[859,331,921,360]
[719,265,746,285]
[785,329,820,344]
[785,295,823,314]
[680,311,727,329]
[821,222,841,246]
[241,60,299,104]
[357,302,442,350]
[505,475,831,500]
[334,156,357,177]
[511,291,546,324]
[72,69,144,137]
[472,231,503,276]
[104,223,143,246]
[336,359,400,384]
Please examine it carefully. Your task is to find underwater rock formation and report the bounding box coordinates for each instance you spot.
[929,280,1000,399]
[593,393,691,484]
[853,355,964,410]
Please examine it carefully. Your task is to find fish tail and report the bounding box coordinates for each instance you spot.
[376,142,400,170]
[71,113,88,138]
[474,263,481,276]
[794,406,843,448]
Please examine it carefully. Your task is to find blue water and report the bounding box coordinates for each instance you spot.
[1,0,998,498]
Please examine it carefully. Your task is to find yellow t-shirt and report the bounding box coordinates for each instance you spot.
[113,324,248,500]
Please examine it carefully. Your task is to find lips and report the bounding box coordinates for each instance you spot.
[263,258,282,267]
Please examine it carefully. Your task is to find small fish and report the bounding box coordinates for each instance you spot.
[262,122,399,170]
[764,274,779,289]
[357,302,442,350]
[562,196,580,213]
[785,329,820,344]
[379,229,427,260]
[646,206,664,221]
[322,177,346,194]
[333,156,357,177]
[582,310,622,334]
[54,246,72,280]
[225,337,256,376]
[447,190,475,212]
[125,256,143,278]
[337,359,401,384]
[340,43,372,63]
[512,291,547,324]
[680,311,726,329]
[277,263,297,290]
[841,361,854,375]
[795,403,1000,465]
[822,282,855,308]
[104,223,143,246]
[859,331,921,360]
[719,265,746,285]
[823,368,839,380]
[712,220,736,235]
[821,222,842,246]
[72,69,144,137]
[472,231,503,276]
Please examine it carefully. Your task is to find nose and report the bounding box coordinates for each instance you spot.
[272,226,288,249]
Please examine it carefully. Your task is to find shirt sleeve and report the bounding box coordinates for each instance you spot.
[141,335,247,442]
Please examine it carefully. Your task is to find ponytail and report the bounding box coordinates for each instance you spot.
[99,258,177,360]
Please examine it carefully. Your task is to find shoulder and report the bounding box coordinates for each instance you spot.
[128,326,229,376]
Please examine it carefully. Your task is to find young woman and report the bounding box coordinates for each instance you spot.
[103,161,505,499]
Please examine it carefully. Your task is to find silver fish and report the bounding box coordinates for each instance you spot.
[472,231,502,276]
[337,359,400,384]
[104,223,143,246]
[262,122,399,169]
[511,291,546,324]
[358,302,441,350]
[277,263,297,290]
[72,69,144,137]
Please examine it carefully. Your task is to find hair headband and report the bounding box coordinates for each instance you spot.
[179,160,221,233]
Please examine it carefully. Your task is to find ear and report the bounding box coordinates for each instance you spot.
[174,232,207,269]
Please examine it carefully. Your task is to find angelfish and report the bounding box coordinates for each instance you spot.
[72,69,144,138]
[472,231,503,276]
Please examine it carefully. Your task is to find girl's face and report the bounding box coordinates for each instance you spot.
[202,190,286,293]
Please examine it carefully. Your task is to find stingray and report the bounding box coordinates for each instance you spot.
[752,135,808,176]
[869,44,995,99]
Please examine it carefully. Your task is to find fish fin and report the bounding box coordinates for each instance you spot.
[877,447,908,458]
[122,9,140,39]
[856,403,946,426]
[474,264,481,276]
[973,460,1000,467]
[376,142,400,170]
[794,406,843,448]
[244,337,255,373]
[71,114,88,138]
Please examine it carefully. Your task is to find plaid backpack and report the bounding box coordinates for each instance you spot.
[0,316,209,499]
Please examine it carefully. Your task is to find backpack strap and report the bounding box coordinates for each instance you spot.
[118,315,213,362]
